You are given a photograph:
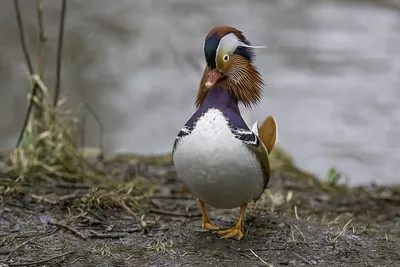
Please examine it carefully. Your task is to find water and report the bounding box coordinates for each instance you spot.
[0,0,399,185]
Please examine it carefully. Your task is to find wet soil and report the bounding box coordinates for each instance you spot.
[0,150,399,267]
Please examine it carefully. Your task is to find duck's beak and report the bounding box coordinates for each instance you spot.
[205,69,223,89]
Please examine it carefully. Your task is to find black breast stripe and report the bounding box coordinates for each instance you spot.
[230,127,259,146]
[176,126,193,139]
[173,126,193,153]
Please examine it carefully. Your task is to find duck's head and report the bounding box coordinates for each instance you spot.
[196,26,266,108]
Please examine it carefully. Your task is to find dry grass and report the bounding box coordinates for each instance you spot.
[7,1,95,184]
[0,59,154,218]
[146,238,174,254]
[78,180,155,217]
[0,0,158,217]
[8,98,96,183]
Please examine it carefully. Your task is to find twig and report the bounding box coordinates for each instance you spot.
[244,247,286,252]
[80,110,86,160]
[36,0,46,77]
[13,0,38,148]
[88,230,126,239]
[53,0,67,107]
[149,208,201,218]
[48,221,87,240]
[34,0,47,121]
[249,249,273,266]
[85,103,104,151]
[55,181,104,189]
[8,251,75,266]
[125,254,136,261]
[0,236,37,255]
[332,218,353,243]
[16,84,40,148]
[290,222,306,242]
[292,251,313,265]
[14,231,37,239]
[13,0,33,74]
[58,192,85,202]
[124,227,141,233]
[0,236,7,246]
[151,194,195,200]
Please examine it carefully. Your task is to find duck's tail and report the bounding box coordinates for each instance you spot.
[254,116,278,154]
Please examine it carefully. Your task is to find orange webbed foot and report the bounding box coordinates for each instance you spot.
[202,220,220,231]
[199,200,221,231]
[215,203,247,240]
[216,226,244,240]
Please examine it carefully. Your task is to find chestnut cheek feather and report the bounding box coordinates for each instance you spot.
[196,55,264,109]
[226,55,264,108]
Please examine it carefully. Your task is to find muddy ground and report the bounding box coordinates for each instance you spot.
[0,149,399,267]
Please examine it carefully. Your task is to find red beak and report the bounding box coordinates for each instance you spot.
[205,69,222,88]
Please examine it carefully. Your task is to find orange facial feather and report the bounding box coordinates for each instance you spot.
[195,54,264,108]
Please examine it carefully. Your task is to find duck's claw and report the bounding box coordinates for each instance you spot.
[215,203,247,240]
[216,227,244,240]
[202,221,220,231]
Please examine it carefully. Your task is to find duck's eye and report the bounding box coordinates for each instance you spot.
[223,54,229,61]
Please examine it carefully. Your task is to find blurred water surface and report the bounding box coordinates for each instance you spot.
[0,0,399,185]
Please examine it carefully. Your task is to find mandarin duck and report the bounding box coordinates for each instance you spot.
[172,26,278,240]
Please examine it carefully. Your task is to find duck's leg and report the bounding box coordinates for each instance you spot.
[199,200,220,231]
[216,203,247,240]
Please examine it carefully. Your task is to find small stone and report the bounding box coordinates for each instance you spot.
[105,224,114,232]
[10,224,20,232]
[39,215,53,224]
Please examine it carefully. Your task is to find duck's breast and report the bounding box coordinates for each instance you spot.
[173,108,265,209]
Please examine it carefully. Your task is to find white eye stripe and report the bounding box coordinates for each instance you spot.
[216,33,240,65]
[214,32,267,68]
[215,33,267,64]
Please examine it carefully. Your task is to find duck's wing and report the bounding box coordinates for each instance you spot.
[258,116,278,154]
[231,127,259,147]
[232,116,278,193]
[246,139,270,192]
[251,120,259,136]
[230,126,270,191]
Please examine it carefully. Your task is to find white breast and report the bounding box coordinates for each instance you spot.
[173,108,265,209]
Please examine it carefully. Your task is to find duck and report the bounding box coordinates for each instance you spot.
[172,25,278,240]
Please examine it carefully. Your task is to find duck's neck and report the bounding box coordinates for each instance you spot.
[186,87,249,130]
[199,87,240,113]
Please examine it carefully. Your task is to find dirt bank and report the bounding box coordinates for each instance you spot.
[0,148,399,267]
